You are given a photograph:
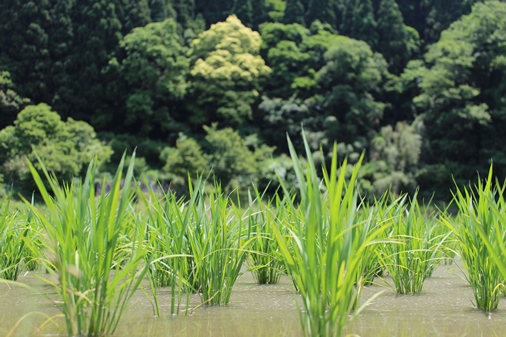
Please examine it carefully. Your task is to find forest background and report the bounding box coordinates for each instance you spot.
[1,0,505,203]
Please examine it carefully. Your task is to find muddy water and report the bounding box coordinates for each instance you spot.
[1,264,506,337]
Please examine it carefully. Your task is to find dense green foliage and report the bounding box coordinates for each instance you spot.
[1,0,506,201]
[0,104,112,194]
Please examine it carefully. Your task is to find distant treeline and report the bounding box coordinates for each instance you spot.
[0,0,505,201]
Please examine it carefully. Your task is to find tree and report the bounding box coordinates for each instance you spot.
[397,0,480,45]
[372,0,419,74]
[259,96,318,153]
[112,18,190,137]
[337,0,378,47]
[259,21,341,99]
[173,0,195,27]
[422,0,478,44]
[306,0,336,27]
[234,0,254,27]
[251,0,269,28]
[195,0,234,25]
[148,0,176,22]
[406,1,506,197]
[63,0,152,127]
[0,71,29,129]
[160,133,209,182]
[203,124,273,191]
[361,121,422,198]
[0,0,57,102]
[283,0,306,25]
[266,0,288,21]
[317,36,389,158]
[188,15,271,126]
[0,104,112,193]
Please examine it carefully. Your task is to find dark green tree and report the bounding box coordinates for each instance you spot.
[406,1,506,197]
[251,0,269,28]
[47,0,153,128]
[396,0,426,38]
[195,0,234,25]
[0,0,54,102]
[234,0,254,27]
[306,0,336,27]
[316,36,389,159]
[259,96,316,153]
[423,0,479,44]
[372,0,418,74]
[173,0,195,27]
[337,0,377,47]
[397,0,480,45]
[283,0,306,25]
[0,71,29,129]
[148,0,176,22]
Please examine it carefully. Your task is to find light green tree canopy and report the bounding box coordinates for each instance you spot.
[188,15,271,126]
[0,103,112,193]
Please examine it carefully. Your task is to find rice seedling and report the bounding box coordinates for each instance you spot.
[272,134,387,337]
[25,153,149,336]
[442,166,506,312]
[247,190,285,285]
[185,181,253,306]
[355,198,389,286]
[0,198,42,280]
[377,192,450,294]
[138,183,193,316]
[0,200,28,280]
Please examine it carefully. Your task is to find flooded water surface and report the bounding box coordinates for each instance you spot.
[1,263,506,337]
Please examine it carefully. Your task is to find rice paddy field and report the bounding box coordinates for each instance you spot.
[3,262,506,337]
[2,140,506,337]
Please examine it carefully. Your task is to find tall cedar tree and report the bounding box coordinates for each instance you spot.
[397,0,479,45]
[66,0,151,126]
[0,0,56,102]
[396,0,426,37]
[423,0,477,43]
[283,0,306,25]
[306,0,336,27]
[337,0,378,48]
[234,0,254,27]
[195,0,234,25]
[148,0,176,22]
[252,0,269,29]
[372,0,413,74]
[173,0,196,28]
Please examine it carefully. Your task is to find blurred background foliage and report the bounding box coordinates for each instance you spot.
[0,0,505,202]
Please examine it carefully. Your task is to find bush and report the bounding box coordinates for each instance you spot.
[0,103,112,195]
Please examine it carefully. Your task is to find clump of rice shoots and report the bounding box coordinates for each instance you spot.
[272,134,387,337]
[442,166,506,312]
[378,193,450,294]
[247,191,286,285]
[185,181,253,306]
[138,182,193,316]
[25,154,149,336]
[0,200,28,280]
